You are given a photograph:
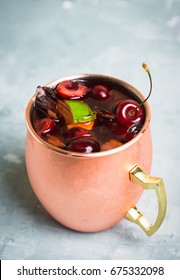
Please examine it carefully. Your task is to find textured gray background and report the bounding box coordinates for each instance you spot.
[0,0,180,259]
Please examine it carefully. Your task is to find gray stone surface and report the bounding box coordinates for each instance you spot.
[0,0,180,259]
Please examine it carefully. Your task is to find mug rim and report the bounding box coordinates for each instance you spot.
[25,73,151,158]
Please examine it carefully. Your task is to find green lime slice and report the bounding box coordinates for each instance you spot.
[57,99,96,124]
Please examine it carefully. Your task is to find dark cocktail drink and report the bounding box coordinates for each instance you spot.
[31,70,149,153]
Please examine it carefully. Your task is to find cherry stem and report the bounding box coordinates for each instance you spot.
[139,62,152,106]
[130,62,152,115]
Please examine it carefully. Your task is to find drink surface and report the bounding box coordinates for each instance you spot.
[31,77,145,153]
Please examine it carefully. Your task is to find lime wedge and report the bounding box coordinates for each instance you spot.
[57,99,96,125]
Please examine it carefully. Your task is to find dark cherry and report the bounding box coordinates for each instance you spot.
[116,99,145,127]
[91,84,110,100]
[66,137,100,153]
[110,122,127,135]
[56,80,87,98]
[64,127,94,144]
[34,118,56,136]
[124,123,143,142]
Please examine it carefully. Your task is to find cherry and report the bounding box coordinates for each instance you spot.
[56,80,87,98]
[124,123,143,142]
[116,63,152,128]
[34,118,56,136]
[116,100,145,127]
[91,84,110,100]
[66,137,100,153]
[111,122,128,141]
[64,127,94,144]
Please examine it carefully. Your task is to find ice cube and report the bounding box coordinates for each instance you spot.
[34,86,60,121]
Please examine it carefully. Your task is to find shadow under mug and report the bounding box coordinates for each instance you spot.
[25,74,167,236]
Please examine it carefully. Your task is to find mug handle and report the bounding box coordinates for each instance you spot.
[125,165,167,236]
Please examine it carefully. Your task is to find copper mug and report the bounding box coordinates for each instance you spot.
[25,74,167,236]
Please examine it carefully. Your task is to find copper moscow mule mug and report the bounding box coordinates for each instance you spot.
[25,74,167,236]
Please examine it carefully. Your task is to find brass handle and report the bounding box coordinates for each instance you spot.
[125,166,167,236]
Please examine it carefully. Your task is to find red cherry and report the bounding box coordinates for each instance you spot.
[111,122,128,138]
[116,100,145,127]
[56,80,87,98]
[91,84,110,100]
[66,137,100,153]
[124,123,143,142]
[64,127,94,144]
[34,118,56,136]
